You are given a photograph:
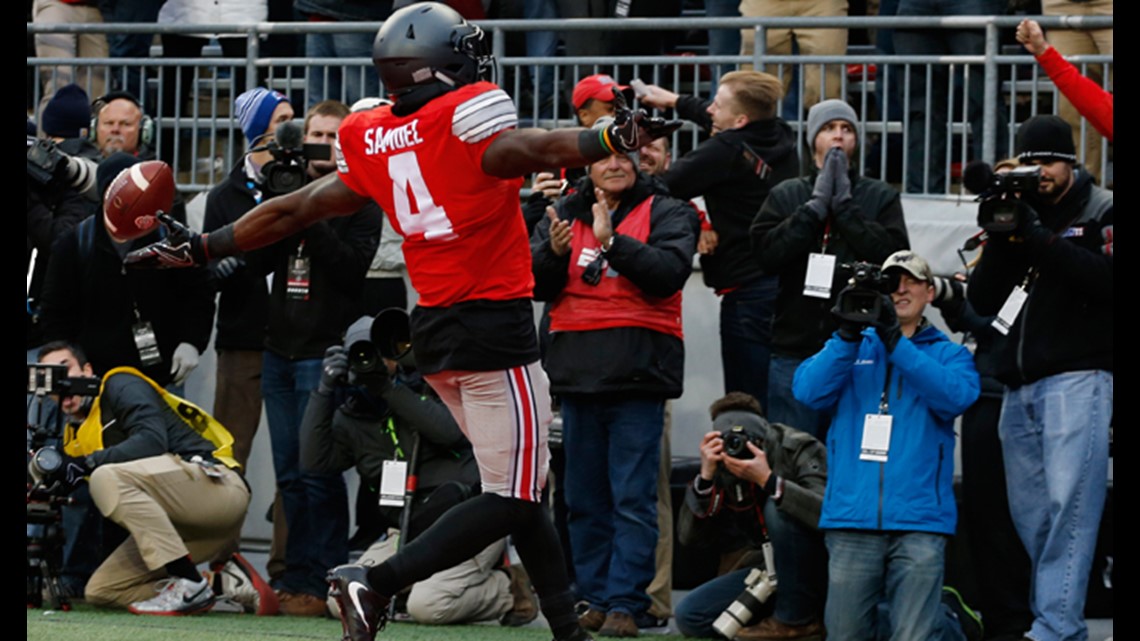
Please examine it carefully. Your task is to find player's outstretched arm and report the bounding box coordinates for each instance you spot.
[232,173,369,253]
[126,174,370,268]
[482,128,601,179]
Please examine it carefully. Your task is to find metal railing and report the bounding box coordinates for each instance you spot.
[28,15,1112,194]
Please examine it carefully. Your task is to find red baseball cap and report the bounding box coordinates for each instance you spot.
[572,74,630,110]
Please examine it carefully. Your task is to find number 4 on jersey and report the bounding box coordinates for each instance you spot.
[390,151,458,241]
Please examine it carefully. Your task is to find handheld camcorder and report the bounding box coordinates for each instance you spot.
[255,121,333,196]
[964,161,1042,234]
[833,262,899,325]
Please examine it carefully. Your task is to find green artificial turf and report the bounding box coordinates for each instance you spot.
[27,605,689,641]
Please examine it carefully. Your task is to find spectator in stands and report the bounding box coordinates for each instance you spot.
[31,0,108,102]
[893,0,1007,193]
[750,99,908,438]
[293,0,387,107]
[1040,1,1112,183]
[638,71,798,410]
[738,0,848,113]
[1017,17,1112,144]
[531,130,698,638]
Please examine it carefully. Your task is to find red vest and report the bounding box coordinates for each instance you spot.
[549,196,683,339]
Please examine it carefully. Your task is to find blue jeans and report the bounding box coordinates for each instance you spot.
[704,0,741,95]
[562,396,663,616]
[825,530,953,641]
[999,370,1112,641]
[304,31,380,109]
[720,276,777,411]
[769,355,832,439]
[262,350,349,597]
[674,499,826,636]
[893,0,1008,193]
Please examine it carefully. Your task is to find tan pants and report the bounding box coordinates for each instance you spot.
[1043,0,1113,183]
[85,454,250,608]
[739,0,850,110]
[32,0,108,101]
[337,531,513,625]
[213,349,263,470]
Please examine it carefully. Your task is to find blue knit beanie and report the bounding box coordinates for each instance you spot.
[235,87,290,145]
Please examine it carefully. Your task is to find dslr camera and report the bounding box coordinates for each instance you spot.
[345,307,415,375]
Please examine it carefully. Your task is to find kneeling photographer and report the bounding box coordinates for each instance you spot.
[299,312,538,627]
[674,392,827,640]
[38,341,252,615]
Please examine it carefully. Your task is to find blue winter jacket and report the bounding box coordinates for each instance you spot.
[792,323,979,535]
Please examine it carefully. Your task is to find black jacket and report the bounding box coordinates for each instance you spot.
[40,217,215,386]
[299,380,478,494]
[663,95,798,291]
[86,371,219,468]
[256,203,383,360]
[531,173,698,398]
[750,170,909,359]
[678,419,827,548]
[202,162,269,351]
[27,183,91,348]
[967,170,1112,386]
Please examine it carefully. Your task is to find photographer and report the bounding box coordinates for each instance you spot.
[236,93,383,616]
[967,115,1112,641]
[674,393,827,640]
[299,315,538,627]
[793,250,980,640]
[39,341,251,615]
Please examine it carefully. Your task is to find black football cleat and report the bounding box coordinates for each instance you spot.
[327,564,389,641]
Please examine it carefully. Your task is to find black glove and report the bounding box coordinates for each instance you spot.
[61,454,89,490]
[1014,203,1054,251]
[806,151,841,221]
[124,213,206,269]
[827,147,853,212]
[319,345,348,394]
[348,367,392,398]
[830,289,867,342]
[873,293,902,352]
[605,87,683,153]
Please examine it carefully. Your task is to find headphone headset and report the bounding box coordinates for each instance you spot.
[90,91,155,151]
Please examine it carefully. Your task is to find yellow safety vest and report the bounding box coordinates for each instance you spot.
[63,367,241,471]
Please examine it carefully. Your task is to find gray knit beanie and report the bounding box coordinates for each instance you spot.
[806,99,859,148]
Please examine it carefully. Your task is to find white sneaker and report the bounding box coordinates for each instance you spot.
[212,553,279,616]
[128,577,215,616]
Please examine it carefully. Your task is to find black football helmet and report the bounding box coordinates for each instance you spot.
[372,2,493,96]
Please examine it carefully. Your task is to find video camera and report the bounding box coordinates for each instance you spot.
[345,307,415,375]
[27,362,100,610]
[833,262,899,324]
[27,363,99,492]
[964,161,1042,234]
[253,121,333,196]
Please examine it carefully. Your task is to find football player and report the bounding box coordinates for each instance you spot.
[127,3,678,640]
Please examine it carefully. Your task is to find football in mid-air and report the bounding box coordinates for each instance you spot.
[103,160,175,241]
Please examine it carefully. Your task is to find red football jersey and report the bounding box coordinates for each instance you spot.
[336,82,532,308]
